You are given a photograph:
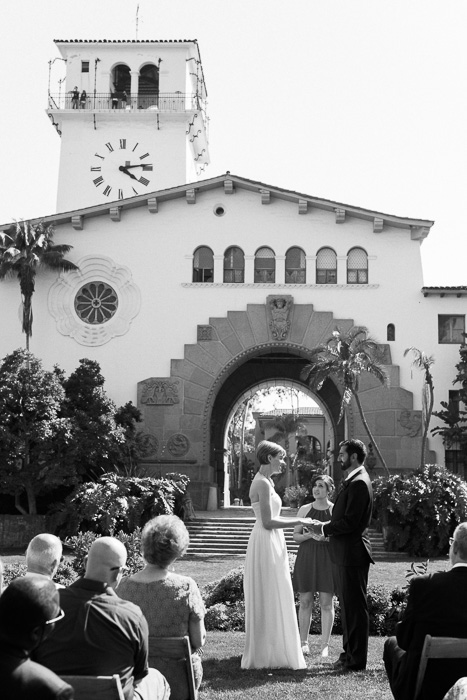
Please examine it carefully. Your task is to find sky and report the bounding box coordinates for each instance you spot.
[1,0,466,286]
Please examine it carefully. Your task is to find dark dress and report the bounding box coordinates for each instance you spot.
[292,505,334,593]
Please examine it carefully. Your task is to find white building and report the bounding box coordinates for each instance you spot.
[1,39,466,508]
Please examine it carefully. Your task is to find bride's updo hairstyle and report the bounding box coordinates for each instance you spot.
[256,440,286,466]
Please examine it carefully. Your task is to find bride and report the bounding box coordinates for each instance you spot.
[241,440,313,669]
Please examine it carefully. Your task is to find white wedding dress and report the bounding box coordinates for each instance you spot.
[241,474,306,669]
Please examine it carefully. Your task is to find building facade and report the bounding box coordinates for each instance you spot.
[1,39,466,508]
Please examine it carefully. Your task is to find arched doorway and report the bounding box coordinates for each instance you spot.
[208,346,344,498]
[138,64,159,108]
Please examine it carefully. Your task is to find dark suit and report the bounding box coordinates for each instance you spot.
[0,644,74,700]
[384,567,467,700]
[323,467,374,670]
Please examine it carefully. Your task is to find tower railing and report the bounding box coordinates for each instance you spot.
[48,92,204,112]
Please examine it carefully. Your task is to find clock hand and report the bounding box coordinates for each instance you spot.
[119,166,138,180]
[122,163,153,169]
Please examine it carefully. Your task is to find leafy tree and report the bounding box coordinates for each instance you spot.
[268,413,306,486]
[114,401,159,476]
[60,358,126,480]
[432,343,467,465]
[0,349,77,514]
[404,347,435,469]
[301,327,390,476]
[0,220,78,350]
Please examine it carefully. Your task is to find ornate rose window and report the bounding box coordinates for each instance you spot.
[74,281,118,324]
[48,256,140,346]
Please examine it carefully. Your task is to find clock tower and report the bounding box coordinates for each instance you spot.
[48,40,209,211]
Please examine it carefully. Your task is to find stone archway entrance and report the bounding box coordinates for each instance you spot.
[209,347,344,495]
[138,295,427,509]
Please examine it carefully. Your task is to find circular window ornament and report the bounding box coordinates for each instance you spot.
[75,281,118,325]
[49,255,141,346]
[213,204,225,217]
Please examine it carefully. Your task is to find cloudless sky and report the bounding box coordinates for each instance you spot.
[1,0,466,285]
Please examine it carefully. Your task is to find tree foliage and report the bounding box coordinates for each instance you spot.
[0,349,77,514]
[301,327,389,475]
[0,220,78,349]
[372,464,467,556]
[432,344,467,460]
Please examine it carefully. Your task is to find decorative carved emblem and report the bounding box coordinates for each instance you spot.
[197,325,213,341]
[138,434,159,457]
[267,295,293,341]
[398,410,422,437]
[167,433,190,457]
[141,379,180,405]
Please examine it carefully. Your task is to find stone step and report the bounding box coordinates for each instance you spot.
[185,518,394,559]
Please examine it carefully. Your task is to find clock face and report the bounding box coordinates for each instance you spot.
[90,139,154,200]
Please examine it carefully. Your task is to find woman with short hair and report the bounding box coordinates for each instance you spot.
[241,440,313,670]
[118,515,205,700]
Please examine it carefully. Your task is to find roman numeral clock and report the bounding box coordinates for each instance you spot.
[90,139,153,200]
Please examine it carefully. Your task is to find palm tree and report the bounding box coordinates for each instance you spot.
[269,412,306,486]
[0,220,78,350]
[301,327,390,476]
[404,347,435,469]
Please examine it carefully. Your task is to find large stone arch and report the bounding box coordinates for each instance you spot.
[138,296,430,508]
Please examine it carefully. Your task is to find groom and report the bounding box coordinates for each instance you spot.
[309,438,374,671]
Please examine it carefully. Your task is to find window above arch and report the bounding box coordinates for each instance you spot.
[254,247,275,283]
[193,246,214,283]
[285,247,306,284]
[316,247,337,284]
[224,246,244,283]
[347,247,368,284]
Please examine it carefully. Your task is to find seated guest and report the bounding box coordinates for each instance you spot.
[26,534,63,585]
[119,515,206,700]
[34,537,169,700]
[384,522,467,700]
[0,576,74,699]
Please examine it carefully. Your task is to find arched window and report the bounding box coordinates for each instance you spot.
[347,247,368,284]
[254,247,275,283]
[138,64,159,108]
[316,247,337,284]
[285,247,306,284]
[193,246,213,282]
[224,246,244,283]
[112,64,131,93]
[387,323,395,341]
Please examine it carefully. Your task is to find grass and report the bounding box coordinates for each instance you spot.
[200,632,392,700]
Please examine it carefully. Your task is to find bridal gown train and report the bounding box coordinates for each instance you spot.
[241,474,306,669]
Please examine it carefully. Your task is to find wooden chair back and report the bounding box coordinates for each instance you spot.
[414,635,467,699]
[148,635,197,700]
[60,674,125,700]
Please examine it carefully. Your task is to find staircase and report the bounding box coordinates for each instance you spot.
[186,516,401,560]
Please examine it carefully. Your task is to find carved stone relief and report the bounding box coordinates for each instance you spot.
[197,325,213,341]
[167,433,190,457]
[141,379,180,405]
[267,295,293,341]
[398,410,422,437]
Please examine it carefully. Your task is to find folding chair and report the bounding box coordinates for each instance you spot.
[148,635,198,700]
[60,674,124,700]
[414,635,467,700]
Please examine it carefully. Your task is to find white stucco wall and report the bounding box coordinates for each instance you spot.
[0,181,464,466]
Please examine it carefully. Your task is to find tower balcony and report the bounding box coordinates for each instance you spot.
[48,92,205,114]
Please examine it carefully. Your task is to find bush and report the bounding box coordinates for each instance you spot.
[56,472,188,536]
[3,560,78,588]
[372,464,467,556]
[64,528,144,576]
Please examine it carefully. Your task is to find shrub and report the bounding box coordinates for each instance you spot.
[3,560,78,588]
[372,464,467,556]
[56,472,188,536]
[64,528,144,576]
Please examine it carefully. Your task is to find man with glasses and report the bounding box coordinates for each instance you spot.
[34,536,169,700]
[384,522,467,700]
[0,576,74,699]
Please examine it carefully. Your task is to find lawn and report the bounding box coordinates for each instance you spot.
[200,632,392,700]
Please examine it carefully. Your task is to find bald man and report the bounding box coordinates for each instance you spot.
[34,537,169,700]
[26,534,63,584]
